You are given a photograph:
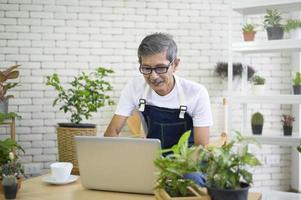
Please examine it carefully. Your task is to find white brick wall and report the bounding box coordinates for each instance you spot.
[0,0,293,190]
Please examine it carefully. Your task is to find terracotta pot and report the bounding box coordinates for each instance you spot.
[243,32,256,41]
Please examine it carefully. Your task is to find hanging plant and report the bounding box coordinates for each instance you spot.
[214,62,255,81]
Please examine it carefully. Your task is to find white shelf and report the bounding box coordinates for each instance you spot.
[231,0,301,15]
[232,39,301,53]
[245,133,301,147]
[230,94,301,104]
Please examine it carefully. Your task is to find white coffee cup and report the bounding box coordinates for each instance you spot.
[50,162,73,182]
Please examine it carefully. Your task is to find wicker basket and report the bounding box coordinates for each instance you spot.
[56,126,97,175]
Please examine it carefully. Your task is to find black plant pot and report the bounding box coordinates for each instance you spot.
[207,183,250,200]
[3,184,18,199]
[266,26,284,40]
[252,124,263,135]
[293,85,301,95]
[283,125,293,136]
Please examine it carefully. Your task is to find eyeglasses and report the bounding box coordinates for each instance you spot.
[139,59,174,75]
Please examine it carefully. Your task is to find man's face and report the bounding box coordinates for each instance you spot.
[140,52,179,96]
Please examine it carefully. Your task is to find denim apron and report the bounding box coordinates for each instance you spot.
[138,76,194,149]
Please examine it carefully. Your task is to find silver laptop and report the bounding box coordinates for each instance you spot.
[75,136,161,194]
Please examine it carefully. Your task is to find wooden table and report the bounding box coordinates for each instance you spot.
[2,175,301,200]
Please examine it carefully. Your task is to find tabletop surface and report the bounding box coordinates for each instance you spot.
[2,175,301,200]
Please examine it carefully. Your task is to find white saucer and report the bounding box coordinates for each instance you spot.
[42,175,78,185]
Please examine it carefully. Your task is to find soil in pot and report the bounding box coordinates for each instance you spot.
[58,123,96,128]
[207,182,250,200]
[283,126,293,136]
[252,124,263,135]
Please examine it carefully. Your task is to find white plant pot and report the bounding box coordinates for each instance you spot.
[290,28,301,39]
[252,85,265,96]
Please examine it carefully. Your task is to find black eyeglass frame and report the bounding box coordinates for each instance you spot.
[139,59,175,75]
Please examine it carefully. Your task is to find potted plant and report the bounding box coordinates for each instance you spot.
[0,139,25,194]
[284,19,301,39]
[242,23,256,41]
[251,75,266,95]
[2,175,18,199]
[0,65,20,114]
[263,9,284,40]
[251,112,264,135]
[214,62,255,81]
[46,67,115,174]
[281,114,295,136]
[199,131,261,200]
[292,72,301,94]
[154,131,209,199]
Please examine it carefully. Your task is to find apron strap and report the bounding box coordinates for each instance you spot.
[138,83,150,112]
[138,76,187,118]
[175,75,187,119]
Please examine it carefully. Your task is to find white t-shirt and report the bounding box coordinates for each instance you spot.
[115,75,213,127]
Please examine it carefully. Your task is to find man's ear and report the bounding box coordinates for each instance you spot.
[173,58,180,72]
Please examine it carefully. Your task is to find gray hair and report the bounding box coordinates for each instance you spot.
[137,33,177,64]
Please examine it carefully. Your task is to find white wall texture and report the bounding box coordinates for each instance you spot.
[0,0,294,191]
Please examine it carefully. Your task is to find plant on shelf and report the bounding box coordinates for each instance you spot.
[46,67,115,175]
[46,67,115,127]
[0,65,20,114]
[251,112,264,135]
[284,19,301,39]
[263,9,284,40]
[198,131,261,200]
[292,72,301,94]
[214,62,255,81]
[251,75,266,95]
[154,131,208,199]
[242,23,256,41]
[281,114,295,136]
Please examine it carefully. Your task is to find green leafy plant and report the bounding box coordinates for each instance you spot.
[0,112,21,124]
[263,9,283,28]
[242,23,256,33]
[251,75,265,85]
[251,112,264,125]
[0,65,20,101]
[199,131,261,189]
[284,19,301,32]
[154,131,201,197]
[0,138,24,166]
[46,67,115,124]
[0,139,25,180]
[281,114,295,127]
[293,72,301,86]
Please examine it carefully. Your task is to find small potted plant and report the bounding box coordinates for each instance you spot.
[214,62,255,81]
[251,75,266,95]
[251,112,264,135]
[284,19,301,39]
[0,141,25,194]
[154,131,208,199]
[281,114,295,136]
[46,67,115,174]
[242,23,256,41]
[199,131,261,200]
[292,72,301,94]
[2,175,18,199]
[0,65,20,114]
[263,9,284,40]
